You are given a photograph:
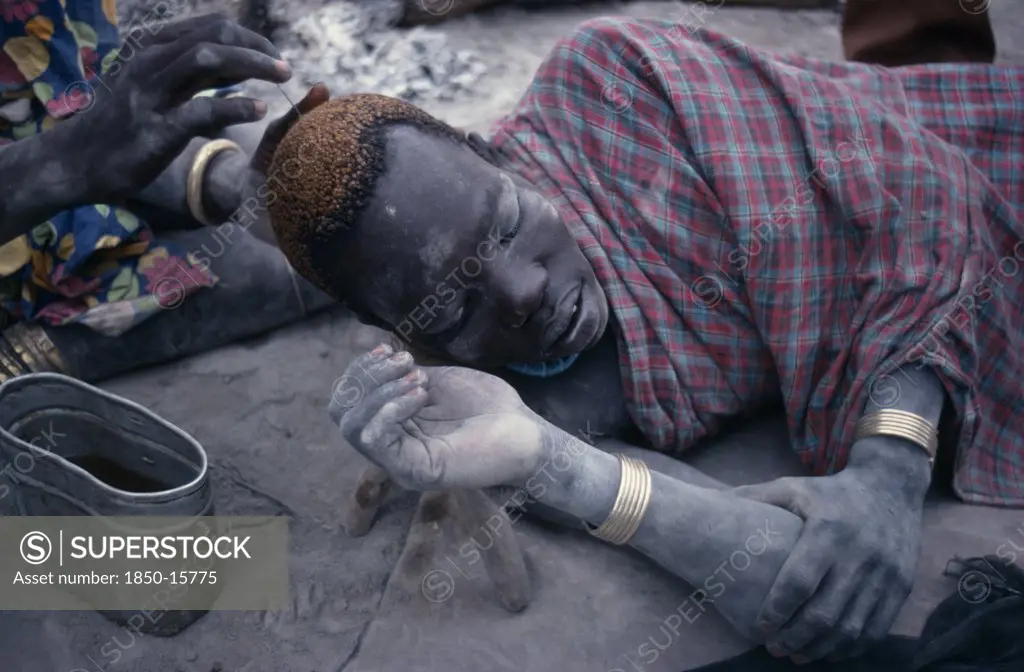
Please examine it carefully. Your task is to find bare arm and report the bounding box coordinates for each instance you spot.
[0,117,274,244]
[846,364,940,495]
[205,121,281,246]
[517,427,805,642]
[0,121,91,245]
[329,343,947,653]
[328,347,804,643]
[120,137,213,231]
[518,366,941,645]
[124,117,275,231]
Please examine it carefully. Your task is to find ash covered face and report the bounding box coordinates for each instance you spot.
[340,126,609,367]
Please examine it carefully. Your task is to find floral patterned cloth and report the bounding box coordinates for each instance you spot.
[0,0,217,337]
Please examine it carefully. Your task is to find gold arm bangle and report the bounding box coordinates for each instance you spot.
[186,139,243,227]
[5,322,66,374]
[596,455,638,543]
[855,409,938,463]
[0,340,24,380]
[6,327,39,372]
[617,456,652,544]
[587,454,653,546]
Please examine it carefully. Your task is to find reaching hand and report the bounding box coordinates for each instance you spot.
[63,13,291,204]
[328,344,547,491]
[732,443,924,663]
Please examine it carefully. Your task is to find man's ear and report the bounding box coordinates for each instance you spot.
[466,132,501,165]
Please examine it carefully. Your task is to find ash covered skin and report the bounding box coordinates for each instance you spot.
[302,94,940,666]
[325,124,610,368]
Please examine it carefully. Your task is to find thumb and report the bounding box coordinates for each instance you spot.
[731,477,807,515]
[251,82,331,174]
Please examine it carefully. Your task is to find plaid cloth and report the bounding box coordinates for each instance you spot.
[489,18,1024,506]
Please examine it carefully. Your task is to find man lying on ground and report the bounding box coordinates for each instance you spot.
[267,17,1024,665]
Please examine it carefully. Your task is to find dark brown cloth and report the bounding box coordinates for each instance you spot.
[842,0,995,66]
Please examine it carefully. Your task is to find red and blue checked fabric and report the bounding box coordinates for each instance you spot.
[489,18,1024,506]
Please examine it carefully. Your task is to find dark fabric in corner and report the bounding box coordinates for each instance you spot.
[692,557,1024,672]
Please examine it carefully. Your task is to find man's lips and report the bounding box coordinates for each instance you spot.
[555,282,606,357]
[543,282,583,354]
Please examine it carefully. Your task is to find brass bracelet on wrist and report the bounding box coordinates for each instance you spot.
[855,409,938,465]
[585,454,653,546]
[186,139,243,227]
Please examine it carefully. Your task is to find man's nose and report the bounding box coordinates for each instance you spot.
[493,265,547,329]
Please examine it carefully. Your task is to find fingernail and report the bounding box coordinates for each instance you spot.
[275,60,292,78]
[253,100,267,117]
[371,343,391,356]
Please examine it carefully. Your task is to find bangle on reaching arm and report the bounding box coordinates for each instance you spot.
[186,139,243,226]
[585,454,653,545]
[855,409,938,466]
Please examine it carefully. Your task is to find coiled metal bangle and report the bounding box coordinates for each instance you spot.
[855,409,938,464]
[585,454,653,546]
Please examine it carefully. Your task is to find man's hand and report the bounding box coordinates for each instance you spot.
[328,343,547,491]
[732,439,925,663]
[63,13,291,205]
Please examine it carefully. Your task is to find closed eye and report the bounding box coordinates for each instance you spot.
[500,219,520,245]
[499,190,522,245]
[436,304,470,340]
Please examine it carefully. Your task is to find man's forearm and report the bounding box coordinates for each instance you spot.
[127,118,272,230]
[848,364,946,499]
[868,364,946,424]
[513,429,804,641]
[125,137,210,229]
[215,118,282,246]
[0,123,90,245]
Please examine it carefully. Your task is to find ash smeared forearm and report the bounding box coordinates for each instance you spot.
[1,131,233,238]
[873,364,946,425]
[513,427,804,641]
[127,119,274,230]
[124,138,209,228]
[849,364,946,499]
[0,124,90,245]
[217,116,272,156]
